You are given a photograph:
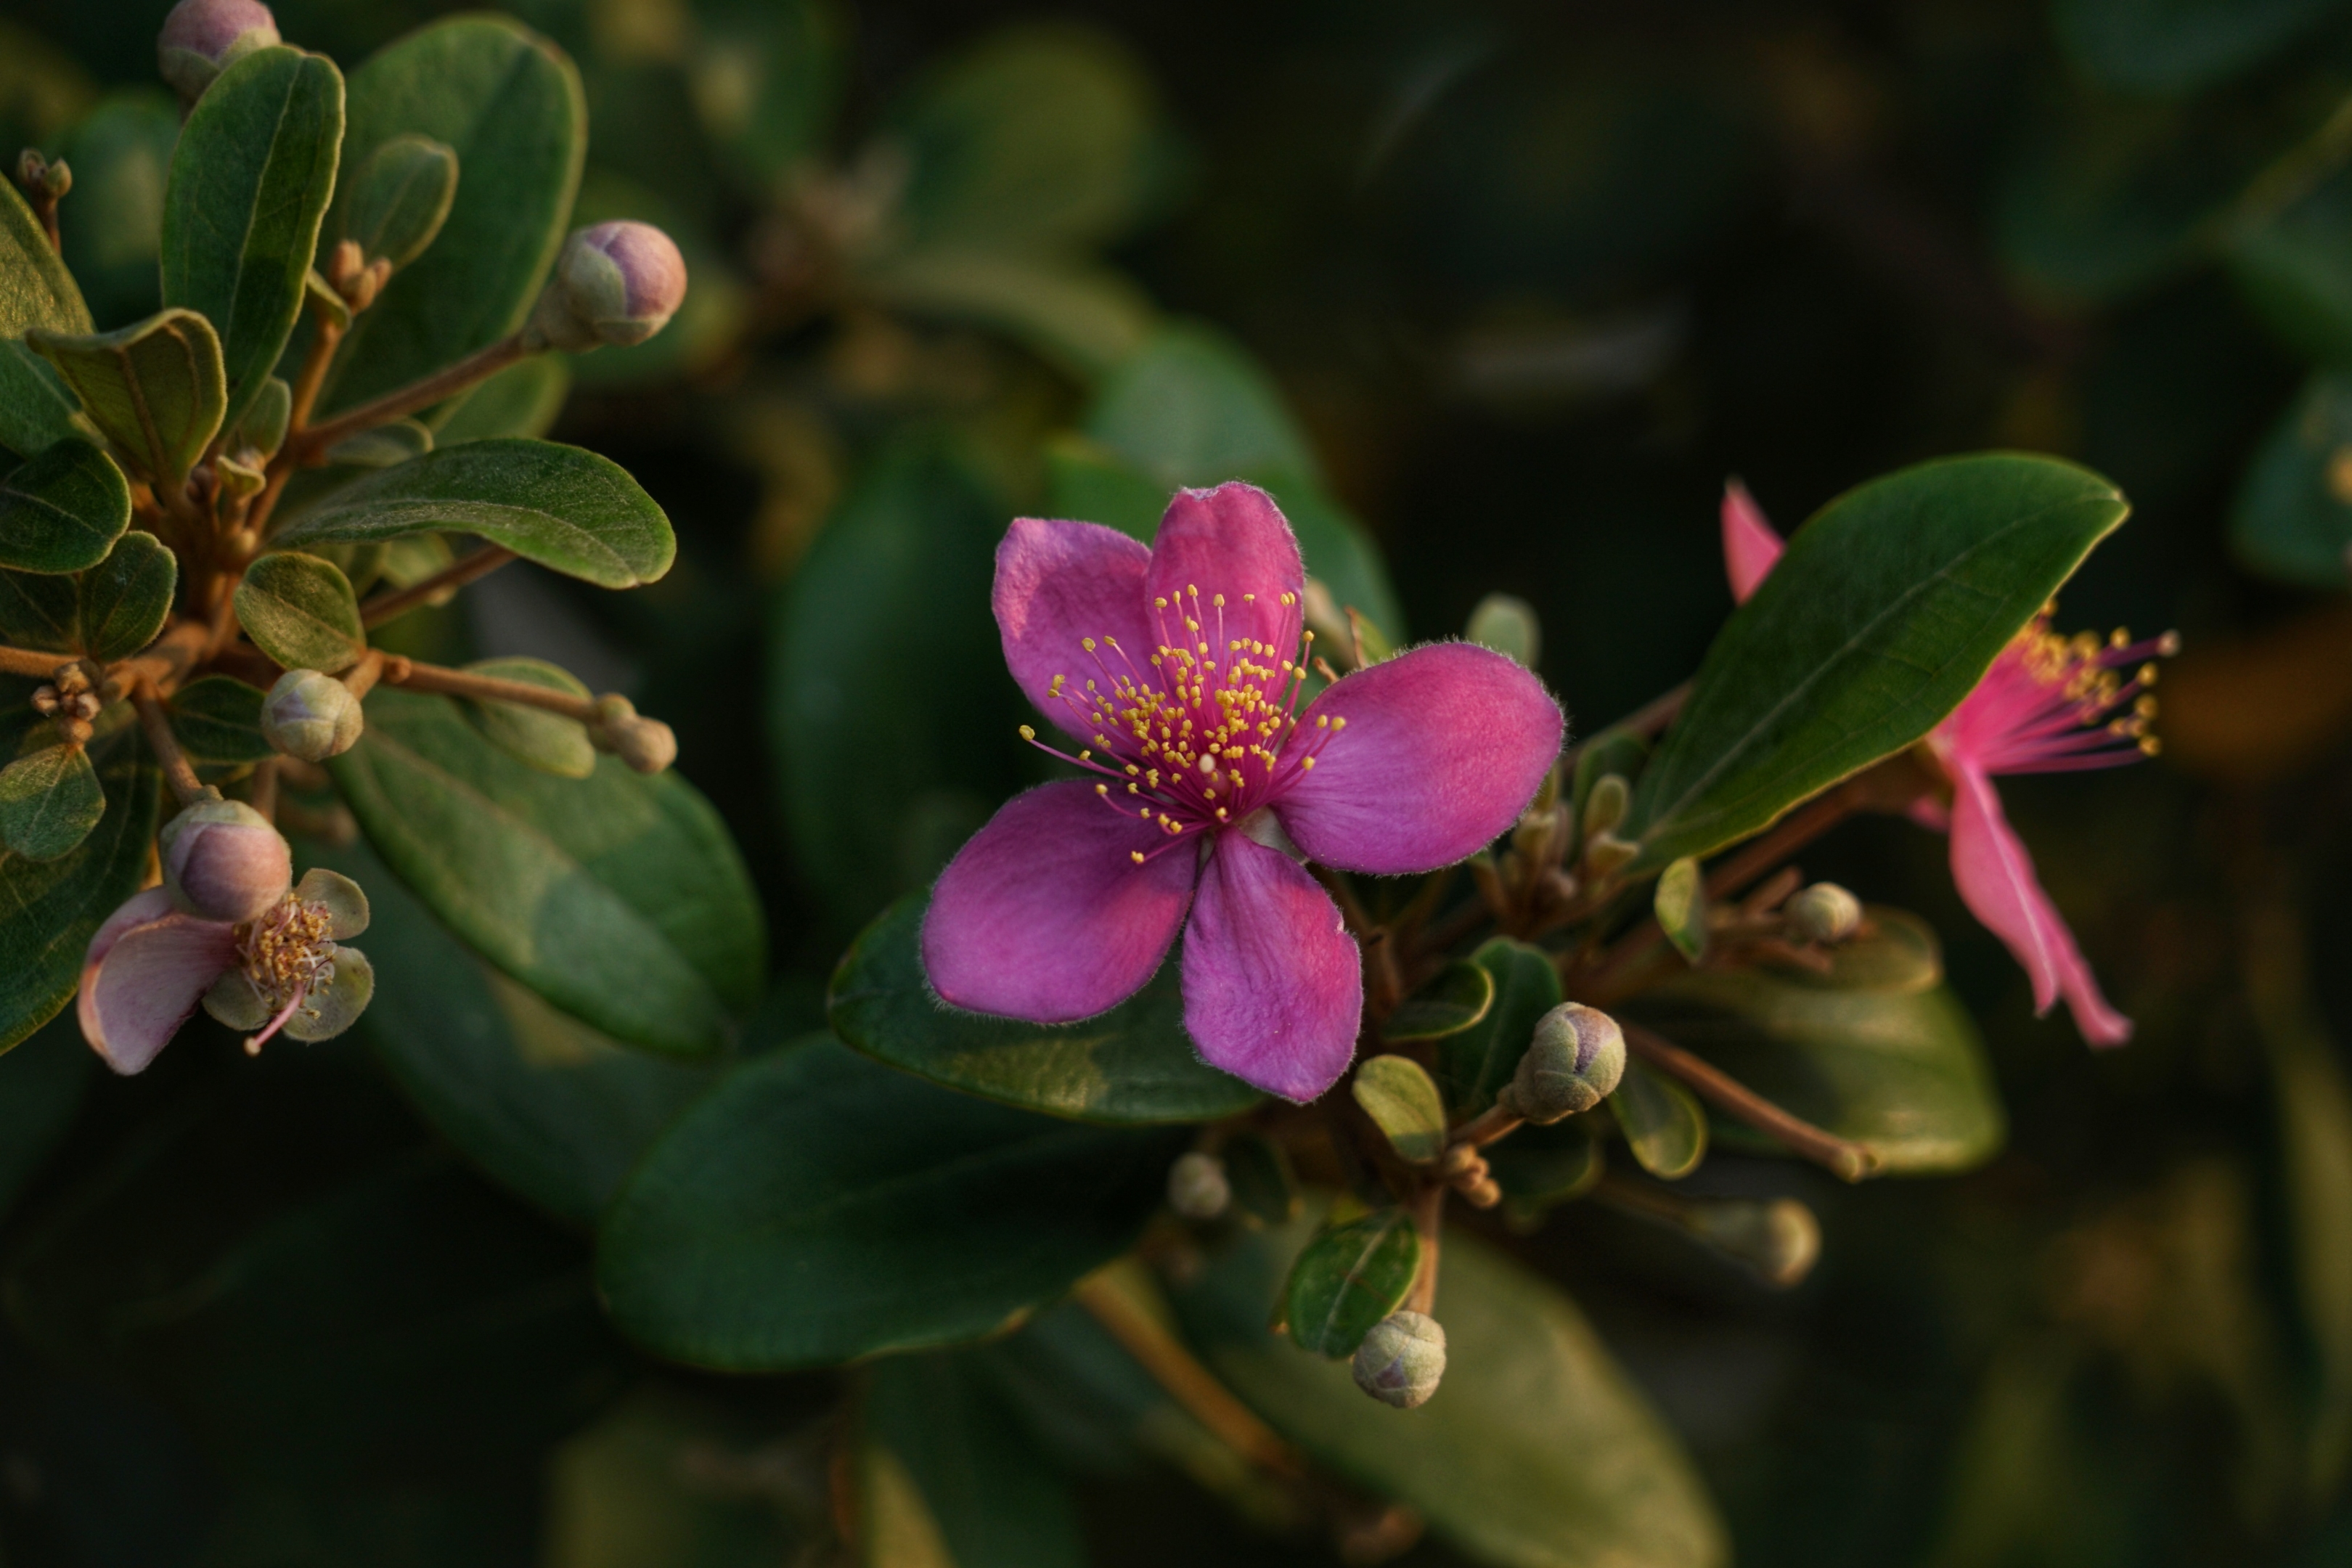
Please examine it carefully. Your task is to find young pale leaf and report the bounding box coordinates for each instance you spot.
[329,689,761,1057]
[1610,1055,1708,1180]
[169,675,273,766]
[2232,372,2352,589]
[271,440,675,589]
[1283,1209,1421,1358]
[322,17,584,419]
[0,744,104,861]
[1350,1055,1448,1163]
[76,531,174,661]
[858,1355,1087,1568]
[25,309,226,487]
[830,893,1260,1124]
[0,176,89,461]
[0,439,130,573]
[1383,959,1495,1042]
[229,375,291,460]
[1628,454,2130,869]
[457,656,594,779]
[343,133,460,269]
[1466,592,1541,667]
[1655,856,1707,963]
[597,1038,1183,1370]
[1437,937,1564,1116]
[160,46,344,436]
[234,551,366,673]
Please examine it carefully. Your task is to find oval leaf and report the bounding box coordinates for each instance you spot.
[1349,1055,1447,1163]
[1282,1208,1420,1357]
[0,438,128,573]
[858,1355,1087,1568]
[0,743,103,862]
[1610,1055,1708,1180]
[343,133,460,270]
[25,309,225,488]
[76,530,175,661]
[0,170,92,461]
[1384,960,1495,1042]
[0,567,78,653]
[597,1038,1183,1370]
[1437,937,1564,1116]
[168,675,272,767]
[457,656,595,780]
[234,550,366,673]
[1655,855,1707,963]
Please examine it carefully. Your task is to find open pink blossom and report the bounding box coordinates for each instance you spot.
[1722,480,2171,1046]
[923,482,1562,1101]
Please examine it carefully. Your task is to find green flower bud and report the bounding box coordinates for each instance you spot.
[1167,1151,1230,1220]
[1686,1197,1821,1289]
[1510,1001,1625,1123]
[158,0,281,105]
[524,221,688,352]
[160,799,290,923]
[263,669,364,761]
[1352,1310,1446,1409]
[1785,881,1863,944]
[587,695,678,774]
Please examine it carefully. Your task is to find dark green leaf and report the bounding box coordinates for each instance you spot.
[458,656,594,779]
[2229,167,2352,368]
[230,374,291,460]
[322,17,584,419]
[343,133,459,270]
[169,674,272,766]
[1223,1132,1298,1227]
[864,253,1154,383]
[1041,433,1168,542]
[323,415,431,468]
[0,1012,94,1223]
[0,438,128,572]
[26,309,225,487]
[1781,906,1943,993]
[830,892,1260,1124]
[858,1355,1086,1568]
[329,687,762,1056]
[1384,959,1495,1042]
[1488,1119,1603,1208]
[1437,937,1563,1116]
[234,550,366,672]
[76,529,174,661]
[1282,1208,1420,1357]
[434,355,569,444]
[1628,454,2129,868]
[161,45,344,436]
[52,89,179,330]
[0,175,89,460]
[1350,1055,1448,1162]
[1610,1055,1707,1180]
[2232,372,2352,587]
[0,743,102,861]
[597,1038,1183,1370]
[0,565,78,652]
[1172,1221,1729,1568]
[2054,0,2348,95]
[271,439,676,589]
[692,0,840,186]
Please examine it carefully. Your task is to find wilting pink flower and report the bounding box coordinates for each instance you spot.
[1722,481,2170,1046]
[923,482,1562,1101]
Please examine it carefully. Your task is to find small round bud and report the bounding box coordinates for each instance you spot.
[1352,1311,1446,1409]
[1511,1002,1625,1123]
[1167,1151,1230,1220]
[1686,1197,1821,1289]
[525,221,687,352]
[263,670,364,761]
[1784,881,1863,944]
[158,0,280,104]
[160,799,291,923]
[587,695,678,774]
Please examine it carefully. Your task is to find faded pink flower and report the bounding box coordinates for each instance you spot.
[923,482,1563,1101]
[1721,481,2170,1046]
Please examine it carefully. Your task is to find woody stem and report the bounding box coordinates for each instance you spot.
[1620,1022,1879,1182]
[375,655,599,721]
[131,684,208,806]
[0,645,69,679]
[1071,1273,1305,1480]
[285,333,530,466]
[359,546,516,627]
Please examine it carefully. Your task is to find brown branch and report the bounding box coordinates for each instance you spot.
[0,645,70,679]
[283,333,530,466]
[1622,1021,1879,1182]
[1072,1270,1304,1480]
[131,683,208,806]
[359,546,516,628]
[376,655,597,721]
[1402,1183,1445,1315]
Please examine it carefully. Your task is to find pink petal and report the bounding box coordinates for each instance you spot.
[1947,764,2132,1048]
[1144,483,1305,658]
[1181,833,1362,1102]
[993,517,1156,740]
[76,902,240,1074]
[1721,480,1784,605]
[923,780,1197,1024]
[1275,642,1564,875]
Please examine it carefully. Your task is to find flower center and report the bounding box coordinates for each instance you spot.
[1936,608,2179,775]
[231,891,344,1053]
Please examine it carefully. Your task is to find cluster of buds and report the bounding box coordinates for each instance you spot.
[30,663,103,746]
[322,237,393,315]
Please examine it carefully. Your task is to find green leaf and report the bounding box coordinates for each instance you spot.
[52,89,179,330]
[160,45,344,436]
[1466,592,1541,667]
[0,1012,94,1223]
[830,892,1260,1124]
[862,252,1154,383]
[75,529,174,661]
[434,355,569,444]
[1789,905,1943,992]
[1283,1208,1420,1357]
[2053,0,2349,95]
[322,17,584,419]
[458,656,595,779]
[597,1038,1183,1370]
[0,565,78,651]
[0,743,103,861]
[1437,937,1564,1116]
[26,309,226,488]
[1630,973,2004,1175]
[234,550,366,673]
[1654,856,1707,963]
[1609,1055,1708,1180]
[230,374,291,460]
[1172,1221,1728,1568]
[1628,454,2130,868]
[1223,1132,1298,1227]
[169,674,273,766]
[1350,1055,1448,1162]
[324,415,431,468]
[342,133,459,270]
[329,687,762,1056]
[2232,372,2352,587]
[271,440,677,589]
[0,438,128,572]
[857,1355,1087,1568]
[1487,1119,1603,1208]
[0,724,161,1050]
[1382,958,1495,1042]
[0,173,89,460]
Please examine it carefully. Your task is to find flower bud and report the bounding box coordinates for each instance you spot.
[1784,881,1862,944]
[158,0,281,104]
[1509,1002,1625,1123]
[160,799,290,923]
[1167,1151,1230,1220]
[524,221,687,351]
[1352,1310,1446,1409]
[1685,1197,1821,1289]
[263,669,364,761]
[587,695,678,774]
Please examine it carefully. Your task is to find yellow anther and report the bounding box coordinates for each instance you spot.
[1131,850,1146,864]
[1331,716,1347,730]
[1302,756,1316,769]
[1018,724,1035,740]
[1096,783,1109,796]
[1244,593,1256,603]
[1083,637,1096,651]
[1214,594,1225,607]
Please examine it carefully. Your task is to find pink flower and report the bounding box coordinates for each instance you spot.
[1720,481,2170,1046]
[923,483,1563,1101]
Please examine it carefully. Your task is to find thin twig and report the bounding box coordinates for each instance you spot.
[1621,1021,1879,1182]
[377,655,598,721]
[1071,1271,1305,1480]
[131,683,208,806]
[359,546,516,627]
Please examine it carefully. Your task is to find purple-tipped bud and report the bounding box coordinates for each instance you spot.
[525,221,687,352]
[264,669,364,761]
[158,0,280,105]
[1352,1311,1446,1409]
[160,799,290,924]
[1508,1001,1625,1123]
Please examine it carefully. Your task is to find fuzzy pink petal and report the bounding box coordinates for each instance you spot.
[1181,833,1362,1102]
[76,906,240,1074]
[1275,642,1564,875]
[1947,765,2132,1048]
[993,518,1157,740]
[1722,480,1784,605]
[923,780,1196,1024]
[82,886,176,970]
[1144,483,1306,657]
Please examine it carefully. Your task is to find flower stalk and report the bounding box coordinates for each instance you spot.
[1621,1021,1879,1181]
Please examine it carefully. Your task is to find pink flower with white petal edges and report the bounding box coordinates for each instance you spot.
[1720,480,2172,1046]
[922,482,1563,1102]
